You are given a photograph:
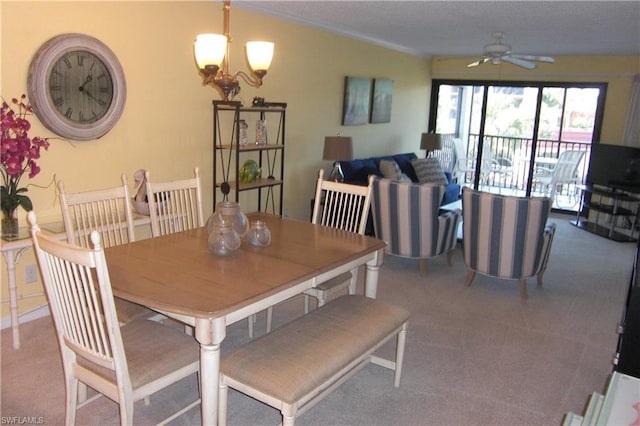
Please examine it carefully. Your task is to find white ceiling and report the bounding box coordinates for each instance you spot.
[236,1,640,60]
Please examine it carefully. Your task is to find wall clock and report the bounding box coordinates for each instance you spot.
[27,33,127,141]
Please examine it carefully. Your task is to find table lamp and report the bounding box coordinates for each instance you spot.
[420,133,442,158]
[323,136,353,182]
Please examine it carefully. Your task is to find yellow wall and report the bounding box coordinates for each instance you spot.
[0,1,431,317]
[0,1,638,320]
[432,55,640,143]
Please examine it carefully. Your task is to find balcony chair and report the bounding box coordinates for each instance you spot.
[533,150,587,208]
[28,211,200,425]
[430,135,457,174]
[461,187,557,299]
[370,176,462,276]
[58,176,156,325]
[452,138,512,190]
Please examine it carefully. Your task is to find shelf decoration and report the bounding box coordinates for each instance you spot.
[256,119,267,144]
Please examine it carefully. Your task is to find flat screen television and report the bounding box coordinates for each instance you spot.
[587,143,640,194]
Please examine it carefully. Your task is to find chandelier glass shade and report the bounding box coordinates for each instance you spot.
[194,0,274,100]
[194,34,227,69]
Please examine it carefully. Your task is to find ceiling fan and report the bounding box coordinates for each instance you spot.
[467,32,555,69]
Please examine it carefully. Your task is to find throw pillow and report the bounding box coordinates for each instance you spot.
[411,158,448,185]
[379,160,411,182]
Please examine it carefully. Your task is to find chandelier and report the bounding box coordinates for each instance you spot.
[194,0,274,101]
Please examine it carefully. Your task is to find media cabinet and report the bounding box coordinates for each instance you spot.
[571,185,640,242]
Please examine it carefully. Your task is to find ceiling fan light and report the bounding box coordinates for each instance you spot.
[246,41,274,71]
[195,33,227,69]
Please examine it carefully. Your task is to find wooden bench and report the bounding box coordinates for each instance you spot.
[218,295,410,425]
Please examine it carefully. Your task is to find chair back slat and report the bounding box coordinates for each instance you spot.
[312,169,373,235]
[145,168,204,237]
[59,175,135,249]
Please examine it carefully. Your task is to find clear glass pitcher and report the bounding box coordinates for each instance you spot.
[207,201,249,238]
[247,220,271,247]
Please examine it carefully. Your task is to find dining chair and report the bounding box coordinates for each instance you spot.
[58,175,156,325]
[261,169,374,334]
[144,167,205,237]
[305,168,374,310]
[28,211,200,425]
[145,168,205,335]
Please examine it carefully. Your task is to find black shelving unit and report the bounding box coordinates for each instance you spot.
[212,100,286,215]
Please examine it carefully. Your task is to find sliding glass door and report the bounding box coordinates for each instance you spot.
[430,80,606,211]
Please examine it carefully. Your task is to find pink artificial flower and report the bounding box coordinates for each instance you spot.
[1,94,51,214]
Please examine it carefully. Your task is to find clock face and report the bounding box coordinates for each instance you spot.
[49,50,114,124]
[28,33,127,141]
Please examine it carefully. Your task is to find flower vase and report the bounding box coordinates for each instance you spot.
[1,209,19,240]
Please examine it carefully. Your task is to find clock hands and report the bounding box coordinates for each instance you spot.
[78,62,97,93]
[79,87,106,106]
[78,65,106,106]
[78,73,93,93]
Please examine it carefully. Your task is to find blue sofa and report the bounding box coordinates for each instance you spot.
[338,152,461,205]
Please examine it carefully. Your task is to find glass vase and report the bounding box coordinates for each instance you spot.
[208,222,241,256]
[1,209,19,240]
[256,119,267,145]
[247,220,271,247]
[207,201,249,238]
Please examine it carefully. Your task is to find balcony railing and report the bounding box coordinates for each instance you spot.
[457,134,592,210]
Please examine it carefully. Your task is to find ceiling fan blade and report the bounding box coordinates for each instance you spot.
[467,57,490,68]
[512,54,555,63]
[435,55,479,62]
[502,56,537,69]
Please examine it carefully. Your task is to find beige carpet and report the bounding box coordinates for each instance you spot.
[1,215,635,425]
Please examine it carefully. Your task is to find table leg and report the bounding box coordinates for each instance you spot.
[364,249,384,299]
[2,248,28,350]
[195,316,226,426]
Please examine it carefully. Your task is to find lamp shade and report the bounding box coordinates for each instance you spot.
[194,34,227,69]
[246,41,274,71]
[323,136,353,161]
[420,133,442,152]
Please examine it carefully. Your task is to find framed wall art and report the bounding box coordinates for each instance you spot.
[370,78,394,123]
[342,76,372,126]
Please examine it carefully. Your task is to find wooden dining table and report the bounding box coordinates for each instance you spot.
[104,212,386,425]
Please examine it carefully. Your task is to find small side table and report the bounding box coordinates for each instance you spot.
[1,222,65,349]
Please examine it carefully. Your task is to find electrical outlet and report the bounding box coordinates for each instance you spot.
[25,264,38,284]
[283,208,288,218]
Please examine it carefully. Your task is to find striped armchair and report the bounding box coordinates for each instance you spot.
[371,177,461,276]
[462,187,557,299]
